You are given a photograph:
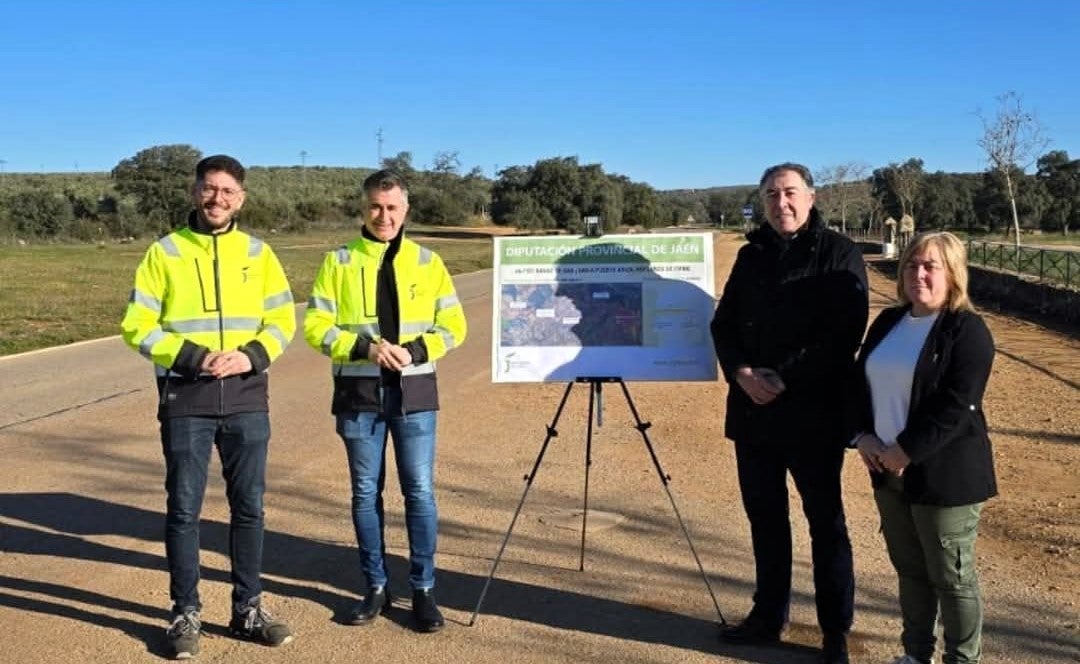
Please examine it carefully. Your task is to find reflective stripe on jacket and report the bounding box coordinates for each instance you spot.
[120,221,295,418]
[303,233,467,413]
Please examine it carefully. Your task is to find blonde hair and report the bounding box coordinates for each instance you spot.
[896,231,974,312]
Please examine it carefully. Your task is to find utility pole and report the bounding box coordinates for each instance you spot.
[299,150,308,191]
[0,159,6,173]
[376,127,384,166]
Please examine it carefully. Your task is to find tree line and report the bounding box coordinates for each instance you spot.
[0,144,669,241]
[0,145,496,242]
[0,139,1075,244]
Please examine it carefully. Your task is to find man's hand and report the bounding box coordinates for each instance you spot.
[367,339,413,372]
[201,350,253,379]
[734,366,786,405]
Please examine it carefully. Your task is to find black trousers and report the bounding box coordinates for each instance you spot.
[734,438,855,635]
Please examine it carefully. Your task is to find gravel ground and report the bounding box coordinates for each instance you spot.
[0,232,1076,663]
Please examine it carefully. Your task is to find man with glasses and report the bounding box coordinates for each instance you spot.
[710,163,868,664]
[121,154,295,659]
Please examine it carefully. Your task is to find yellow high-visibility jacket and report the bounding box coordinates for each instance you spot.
[121,219,295,419]
[304,233,466,414]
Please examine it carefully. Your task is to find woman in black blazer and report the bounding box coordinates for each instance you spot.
[850,232,996,664]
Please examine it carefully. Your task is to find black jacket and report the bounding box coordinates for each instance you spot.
[711,210,868,446]
[850,305,997,506]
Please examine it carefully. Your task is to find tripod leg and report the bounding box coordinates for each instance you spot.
[468,380,576,626]
[618,379,727,625]
[579,379,598,571]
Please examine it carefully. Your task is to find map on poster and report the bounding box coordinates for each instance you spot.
[491,233,718,383]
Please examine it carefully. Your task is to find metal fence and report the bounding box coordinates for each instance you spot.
[846,232,1079,290]
[846,229,912,256]
[966,240,1080,290]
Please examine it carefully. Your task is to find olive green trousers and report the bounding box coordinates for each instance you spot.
[875,474,984,664]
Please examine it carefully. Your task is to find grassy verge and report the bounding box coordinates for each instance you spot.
[0,227,494,356]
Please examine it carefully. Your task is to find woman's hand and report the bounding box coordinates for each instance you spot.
[878,444,912,475]
[856,433,887,473]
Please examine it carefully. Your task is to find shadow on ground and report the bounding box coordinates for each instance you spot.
[0,491,795,662]
[3,492,1077,662]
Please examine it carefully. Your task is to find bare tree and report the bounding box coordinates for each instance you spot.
[886,158,924,219]
[815,161,871,233]
[977,91,1050,250]
[814,165,842,227]
[847,175,874,232]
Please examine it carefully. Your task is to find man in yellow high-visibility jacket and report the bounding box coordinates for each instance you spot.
[121,155,295,659]
[304,169,466,633]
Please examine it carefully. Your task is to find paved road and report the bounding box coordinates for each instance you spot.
[0,336,145,431]
[0,272,495,432]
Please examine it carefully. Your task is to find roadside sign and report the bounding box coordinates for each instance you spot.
[741,204,753,220]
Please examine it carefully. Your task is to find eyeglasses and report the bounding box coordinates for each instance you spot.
[198,185,243,200]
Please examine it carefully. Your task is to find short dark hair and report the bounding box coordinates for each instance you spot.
[758,162,813,190]
[196,154,246,184]
[363,169,409,203]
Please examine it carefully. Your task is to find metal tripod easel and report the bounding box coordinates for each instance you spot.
[468,376,726,627]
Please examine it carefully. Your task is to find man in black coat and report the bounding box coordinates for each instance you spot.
[710,163,868,664]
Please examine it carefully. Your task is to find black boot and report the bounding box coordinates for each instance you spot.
[718,616,782,645]
[347,586,390,626]
[819,632,849,664]
[412,589,445,633]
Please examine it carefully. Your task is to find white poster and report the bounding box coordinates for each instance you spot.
[491,233,718,383]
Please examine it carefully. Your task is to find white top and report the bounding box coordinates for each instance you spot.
[864,311,940,446]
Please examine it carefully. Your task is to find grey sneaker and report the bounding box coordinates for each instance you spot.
[228,602,293,647]
[166,609,201,659]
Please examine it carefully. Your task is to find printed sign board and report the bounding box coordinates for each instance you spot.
[491,233,718,383]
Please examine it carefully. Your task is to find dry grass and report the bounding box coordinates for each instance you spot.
[0,227,495,356]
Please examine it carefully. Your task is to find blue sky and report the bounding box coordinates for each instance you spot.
[1,1,1076,189]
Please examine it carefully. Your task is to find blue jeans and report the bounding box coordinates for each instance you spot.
[336,387,438,591]
[160,412,269,614]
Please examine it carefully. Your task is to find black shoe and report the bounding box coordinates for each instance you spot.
[411,589,445,633]
[228,600,293,647]
[819,632,850,664]
[718,617,782,645]
[165,608,201,659]
[347,586,391,625]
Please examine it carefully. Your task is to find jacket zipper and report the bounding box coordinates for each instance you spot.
[212,233,225,416]
[383,244,407,415]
